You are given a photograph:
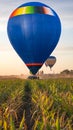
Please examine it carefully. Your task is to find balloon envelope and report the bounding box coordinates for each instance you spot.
[7,2,61,74]
[45,56,56,69]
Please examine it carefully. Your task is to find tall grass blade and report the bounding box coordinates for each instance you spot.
[18,115,25,130]
[10,115,15,130]
[3,120,7,130]
[56,116,60,130]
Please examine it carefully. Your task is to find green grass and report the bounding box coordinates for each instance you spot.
[0,78,73,130]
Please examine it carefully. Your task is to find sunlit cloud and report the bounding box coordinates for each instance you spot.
[0,22,7,32]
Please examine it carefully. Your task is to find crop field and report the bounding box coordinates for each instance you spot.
[0,78,73,130]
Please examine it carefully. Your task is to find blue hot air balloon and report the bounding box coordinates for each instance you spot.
[7,2,61,74]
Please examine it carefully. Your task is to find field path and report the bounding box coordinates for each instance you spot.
[23,81,33,130]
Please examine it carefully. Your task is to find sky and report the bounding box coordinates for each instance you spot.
[0,0,73,75]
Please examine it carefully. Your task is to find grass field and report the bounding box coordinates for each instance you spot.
[0,78,73,130]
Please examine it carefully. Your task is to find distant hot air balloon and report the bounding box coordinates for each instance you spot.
[45,56,56,69]
[7,2,61,74]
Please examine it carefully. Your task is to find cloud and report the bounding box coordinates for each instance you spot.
[56,46,73,52]
[0,18,7,32]
[63,46,73,51]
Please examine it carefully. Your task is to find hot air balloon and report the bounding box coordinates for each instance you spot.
[45,56,56,69]
[7,2,61,74]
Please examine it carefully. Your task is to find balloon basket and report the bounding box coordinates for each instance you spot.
[28,75,39,79]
